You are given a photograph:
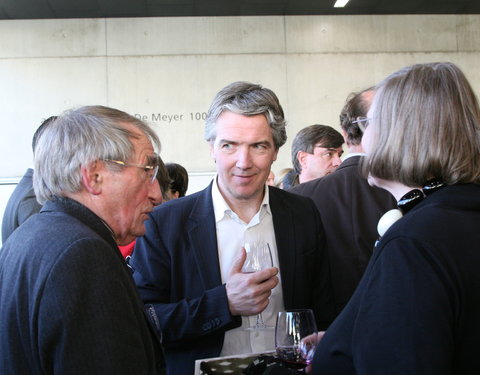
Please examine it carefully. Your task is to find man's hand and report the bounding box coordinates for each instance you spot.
[226,247,279,316]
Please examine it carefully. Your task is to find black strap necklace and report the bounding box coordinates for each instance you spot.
[377,178,445,239]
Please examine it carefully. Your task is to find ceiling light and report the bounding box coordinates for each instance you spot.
[334,0,350,7]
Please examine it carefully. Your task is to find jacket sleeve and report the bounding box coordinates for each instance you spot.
[131,212,241,348]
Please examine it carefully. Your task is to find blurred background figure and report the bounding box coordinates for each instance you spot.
[2,116,57,243]
[291,124,344,184]
[266,170,275,186]
[282,168,299,190]
[274,167,293,189]
[165,162,189,199]
[312,62,480,374]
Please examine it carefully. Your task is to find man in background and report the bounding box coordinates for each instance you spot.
[291,88,396,314]
[131,81,333,375]
[0,106,164,374]
[291,124,344,184]
[2,116,56,243]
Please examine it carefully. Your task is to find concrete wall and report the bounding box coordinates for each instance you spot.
[0,14,479,196]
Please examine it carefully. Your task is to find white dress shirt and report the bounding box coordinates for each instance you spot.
[211,177,285,356]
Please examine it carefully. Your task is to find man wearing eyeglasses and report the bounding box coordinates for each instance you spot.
[0,106,165,374]
[291,124,344,184]
[291,89,396,315]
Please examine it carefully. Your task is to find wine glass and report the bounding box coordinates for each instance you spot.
[275,309,318,371]
[242,242,274,330]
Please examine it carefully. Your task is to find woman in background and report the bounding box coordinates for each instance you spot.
[311,62,480,374]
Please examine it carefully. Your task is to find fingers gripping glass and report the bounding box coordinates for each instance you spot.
[352,116,370,133]
[104,154,160,184]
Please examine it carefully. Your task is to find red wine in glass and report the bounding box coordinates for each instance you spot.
[275,310,318,371]
[276,346,308,370]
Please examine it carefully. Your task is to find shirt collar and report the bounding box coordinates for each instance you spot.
[211,175,271,224]
[343,152,366,161]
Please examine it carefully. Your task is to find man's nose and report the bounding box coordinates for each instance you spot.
[149,178,163,205]
[332,154,342,167]
[236,147,253,169]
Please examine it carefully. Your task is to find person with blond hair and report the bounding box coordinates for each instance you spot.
[312,62,480,374]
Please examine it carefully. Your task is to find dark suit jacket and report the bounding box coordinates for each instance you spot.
[291,156,396,314]
[0,197,163,374]
[132,183,334,375]
[1,168,42,243]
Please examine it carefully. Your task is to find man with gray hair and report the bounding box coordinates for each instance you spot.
[131,81,333,375]
[292,124,344,184]
[0,106,164,374]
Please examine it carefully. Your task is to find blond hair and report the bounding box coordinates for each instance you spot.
[363,62,480,186]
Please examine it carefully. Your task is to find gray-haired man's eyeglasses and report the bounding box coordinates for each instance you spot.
[104,154,160,184]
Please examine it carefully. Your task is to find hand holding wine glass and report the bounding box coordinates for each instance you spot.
[225,247,278,317]
[275,310,319,371]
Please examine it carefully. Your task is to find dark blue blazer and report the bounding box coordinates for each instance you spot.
[132,183,334,375]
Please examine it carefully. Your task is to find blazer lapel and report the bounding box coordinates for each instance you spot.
[269,187,296,308]
[187,183,223,290]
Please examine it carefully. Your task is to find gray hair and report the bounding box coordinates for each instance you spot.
[34,105,160,204]
[291,124,344,174]
[204,81,287,149]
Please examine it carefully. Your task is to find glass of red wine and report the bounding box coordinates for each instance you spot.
[275,309,319,371]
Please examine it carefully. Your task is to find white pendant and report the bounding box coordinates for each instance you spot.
[377,209,403,237]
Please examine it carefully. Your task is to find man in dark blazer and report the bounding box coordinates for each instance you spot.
[0,106,165,374]
[291,88,396,315]
[131,82,334,375]
[1,116,55,244]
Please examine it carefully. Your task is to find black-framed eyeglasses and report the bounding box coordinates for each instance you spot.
[104,154,160,184]
[352,117,370,133]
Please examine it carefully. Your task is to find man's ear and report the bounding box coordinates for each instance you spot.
[80,161,103,195]
[272,148,278,162]
[341,129,349,144]
[297,150,308,170]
